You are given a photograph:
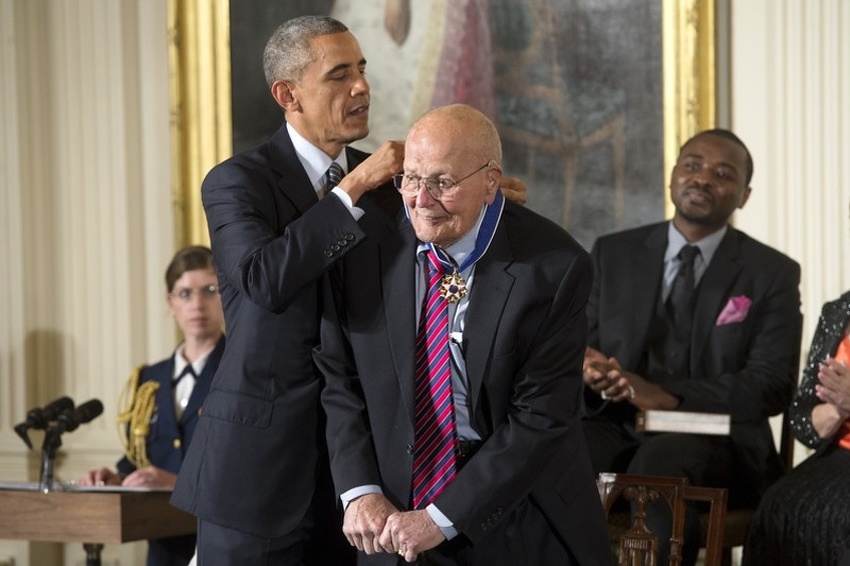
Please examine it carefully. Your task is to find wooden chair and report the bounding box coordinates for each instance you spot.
[597,472,727,566]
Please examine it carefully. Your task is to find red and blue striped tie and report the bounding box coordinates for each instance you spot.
[412,250,459,509]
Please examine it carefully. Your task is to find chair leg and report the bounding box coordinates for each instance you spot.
[720,547,733,566]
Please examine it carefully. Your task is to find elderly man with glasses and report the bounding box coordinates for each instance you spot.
[315,104,611,566]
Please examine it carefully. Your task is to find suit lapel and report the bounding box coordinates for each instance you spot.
[462,226,515,412]
[381,216,418,423]
[691,229,742,366]
[182,337,224,423]
[622,225,667,368]
[268,123,320,215]
[152,363,178,432]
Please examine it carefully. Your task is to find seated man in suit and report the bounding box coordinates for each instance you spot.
[582,129,803,565]
[314,103,611,565]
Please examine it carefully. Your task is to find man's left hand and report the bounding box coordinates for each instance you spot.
[378,509,445,563]
[615,364,679,411]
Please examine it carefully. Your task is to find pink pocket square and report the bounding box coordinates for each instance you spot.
[716,295,752,326]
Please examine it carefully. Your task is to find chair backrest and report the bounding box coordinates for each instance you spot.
[713,412,794,557]
[597,472,728,566]
[685,485,727,566]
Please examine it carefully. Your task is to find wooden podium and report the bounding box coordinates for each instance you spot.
[0,486,196,565]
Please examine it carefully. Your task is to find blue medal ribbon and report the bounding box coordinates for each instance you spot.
[427,189,505,274]
[404,188,506,303]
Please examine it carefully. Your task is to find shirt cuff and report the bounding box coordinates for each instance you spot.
[426,503,458,540]
[340,485,383,510]
[330,187,365,221]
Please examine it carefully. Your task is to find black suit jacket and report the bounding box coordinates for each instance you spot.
[586,221,802,492]
[171,123,389,538]
[315,199,612,565]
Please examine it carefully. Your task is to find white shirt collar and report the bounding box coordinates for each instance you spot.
[665,221,727,266]
[416,206,487,270]
[286,122,349,192]
[173,343,216,379]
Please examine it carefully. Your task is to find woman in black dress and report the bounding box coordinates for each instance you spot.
[743,290,850,565]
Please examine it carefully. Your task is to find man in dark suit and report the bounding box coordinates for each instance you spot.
[314,104,611,565]
[170,16,403,565]
[582,129,803,565]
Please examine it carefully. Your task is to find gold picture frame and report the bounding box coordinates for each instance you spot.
[168,0,715,246]
[168,0,232,248]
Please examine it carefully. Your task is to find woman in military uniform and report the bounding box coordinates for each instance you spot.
[78,245,225,566]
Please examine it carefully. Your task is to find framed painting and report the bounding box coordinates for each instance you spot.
[168,0,714,249]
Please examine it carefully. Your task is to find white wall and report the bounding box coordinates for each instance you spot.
[1,1,173,564]
[730,0,850,466]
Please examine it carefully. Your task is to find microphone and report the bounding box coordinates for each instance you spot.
[37,399,103,492]
[14,396,75,448]
[55,399,104,434]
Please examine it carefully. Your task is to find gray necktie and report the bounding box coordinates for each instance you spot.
[320,162,344,199]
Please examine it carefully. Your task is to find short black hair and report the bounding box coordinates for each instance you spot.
[681,129,754,185]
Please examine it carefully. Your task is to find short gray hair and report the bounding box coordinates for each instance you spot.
[263,16,349,88]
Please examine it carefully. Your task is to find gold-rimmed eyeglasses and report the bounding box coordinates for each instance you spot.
[393,160,494,201]
[169,285,219,302]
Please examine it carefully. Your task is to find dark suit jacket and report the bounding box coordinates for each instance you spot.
[586,221,802,492]
[171,123,391,539]
[315,199,612,565]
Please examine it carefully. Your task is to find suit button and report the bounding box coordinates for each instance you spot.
[406,444,413,455]
[331,244,341,252]
[345,233,355,241]
[323,250,333,258]
[338,239,348,246]
[173,438,181,449]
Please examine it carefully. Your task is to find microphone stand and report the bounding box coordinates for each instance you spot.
[38,422,106,566]
[38,424,64,493]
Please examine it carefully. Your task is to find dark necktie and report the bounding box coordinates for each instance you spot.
[667,244,700,330]
[173,365,197,418]
[172,364,197,386]
[320,162,344,199]
[411,250,459,509]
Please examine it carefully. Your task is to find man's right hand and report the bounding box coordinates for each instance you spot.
[583,347,632,402]
[338,141,405,204]
[343,493,400,554]
[583,347,615,390]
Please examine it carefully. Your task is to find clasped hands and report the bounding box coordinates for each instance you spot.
[343,493,445,563]
[583,347,679,411]
[583,347,637,403]
[816,355,850,419]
